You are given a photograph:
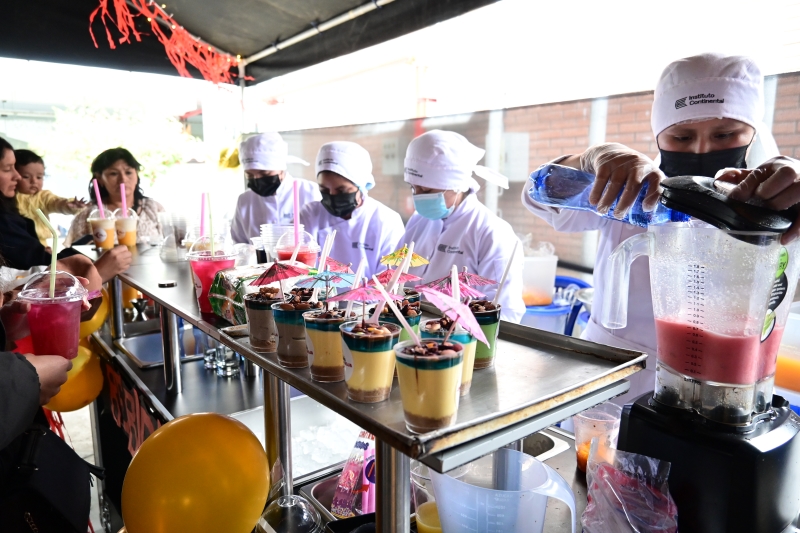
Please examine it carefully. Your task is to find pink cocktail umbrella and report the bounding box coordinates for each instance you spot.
[249,261,310,301]
[416,287,489,346]
[415,277,486,300]
[458,266,497,287]
[370,268,422,287]
[328,281,403,325]
[323,257,354,274]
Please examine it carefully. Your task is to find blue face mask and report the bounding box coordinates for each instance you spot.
[413,192,454,220]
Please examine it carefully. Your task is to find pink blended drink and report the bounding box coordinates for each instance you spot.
[18,271,87,360]
[187,252,236,313]
[655,318,762,384]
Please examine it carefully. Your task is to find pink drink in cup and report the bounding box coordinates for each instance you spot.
[18,271,88,360]
[186,236,237,314]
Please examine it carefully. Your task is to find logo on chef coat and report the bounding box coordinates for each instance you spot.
[675,93,724,110]
[437,244,463,255]
[352,242,374,251]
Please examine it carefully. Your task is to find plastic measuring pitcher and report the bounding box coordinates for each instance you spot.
[429,448,576,533]
[601,222,792,424]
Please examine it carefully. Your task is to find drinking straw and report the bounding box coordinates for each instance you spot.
[207,192,215,255]
[368,246,413,323]
[311,230,336,303]
[92,179,105,218]
[345,260,366,318]
[199,192,206,237]
[290,242,302,263]
[451,264,460,303]
[394,242,415,295]
[371,275,420,345]
[293,180,300,247]
[492,240,519,306]
[120,183,128,216]
[35,209,57,298]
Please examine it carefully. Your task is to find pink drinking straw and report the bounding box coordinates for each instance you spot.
[120,183,128,217]
[293,180,300,247]
[199,192,206,237]
[92,179,105,218]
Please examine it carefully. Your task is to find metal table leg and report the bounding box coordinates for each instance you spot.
[263,373,282,497]
[159,306,182,394]
[277,379,293,496]
[111,277,125,340]
[375,439,410,533]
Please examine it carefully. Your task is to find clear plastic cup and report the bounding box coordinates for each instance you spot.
[573,402,622,473]
[472,304,501,369]
[260,223,303,262]
[186,237,236,314]
[340,321,401,402]
[271,302,310,368]
[17,271,88,360]
[274,229,320,267]
[88,208,116,249]
[304,310,349,382]
[244,293,281,353]
[394,339,463,433]
[421,320,476,396]
[112,208,138,246]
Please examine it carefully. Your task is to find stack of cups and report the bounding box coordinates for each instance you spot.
[260,224,302,262]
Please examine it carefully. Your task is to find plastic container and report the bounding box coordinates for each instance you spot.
[429,447,576,533]
[573,311,590,338]
[528,163,690,227]
[17,271,88,360]
[522,256,558,306]
[186,237,237,314]
[275,229,320,267]
[521,303,570,334]
[572,402,622,473]
[776,312,800,392]
[260,223,303,261]
[87,208,116,249]
[112,208,138,246]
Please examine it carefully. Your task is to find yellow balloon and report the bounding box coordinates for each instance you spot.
[122,413,269,533]
[45,346,104,412]
[80,288,109,338]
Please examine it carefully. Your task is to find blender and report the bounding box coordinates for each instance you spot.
[601,176,800,533]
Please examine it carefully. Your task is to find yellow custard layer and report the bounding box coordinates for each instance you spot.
[346,349,395,392]
[305,328,344,369]
[461,340,477,387]
[395,362,462,419]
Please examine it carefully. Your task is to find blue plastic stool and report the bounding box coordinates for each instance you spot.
[555,276,591,336]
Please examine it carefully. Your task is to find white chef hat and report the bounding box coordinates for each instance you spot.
[239,132,309,171]
[403,130,509,193]
[315,141,375,192]
[651,53,764,137]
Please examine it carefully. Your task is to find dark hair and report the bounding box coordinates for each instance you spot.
[88,147,147,210]
[14,149,44,169]
[0,137,18,213]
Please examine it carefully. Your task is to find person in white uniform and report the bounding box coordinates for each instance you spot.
[231,132,321,244]
[300,141,404,279]
[400,130,526,323]
[522,53,800,404]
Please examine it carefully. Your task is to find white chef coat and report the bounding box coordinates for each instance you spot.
[230,174,321,244]
[300,195,405,280]
[521,178,656,404]
[401,194,526,324]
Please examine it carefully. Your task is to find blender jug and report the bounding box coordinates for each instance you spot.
[601,223,787,424]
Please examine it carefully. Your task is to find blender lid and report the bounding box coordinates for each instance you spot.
[660,176,794,233]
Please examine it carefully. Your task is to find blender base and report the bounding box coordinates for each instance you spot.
[618,392,800,533]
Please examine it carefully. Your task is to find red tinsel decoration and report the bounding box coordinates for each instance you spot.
[89,0,242,84]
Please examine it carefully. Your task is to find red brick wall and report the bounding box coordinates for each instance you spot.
[284,72,800,269]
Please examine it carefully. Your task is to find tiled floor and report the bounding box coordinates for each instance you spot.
[60,406,102,531]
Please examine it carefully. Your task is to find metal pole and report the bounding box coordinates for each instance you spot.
[264,373,282,497]
[277,380,293,497]
[160,306,182,394]
[375,439,410,533]
[111,277,125,340]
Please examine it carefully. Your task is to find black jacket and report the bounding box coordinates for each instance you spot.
[0,211,81,271]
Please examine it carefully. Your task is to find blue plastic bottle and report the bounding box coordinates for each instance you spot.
[528,164,691,228]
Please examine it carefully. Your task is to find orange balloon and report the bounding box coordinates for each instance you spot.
[80,288,109,338]
[122,413,269,533]
[45,346,104,412]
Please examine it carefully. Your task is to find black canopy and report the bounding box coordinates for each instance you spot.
[3,0,498,85]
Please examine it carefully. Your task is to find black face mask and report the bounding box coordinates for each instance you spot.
[658,145,749,178]
[248,174,282,197]
[321,190,359,218]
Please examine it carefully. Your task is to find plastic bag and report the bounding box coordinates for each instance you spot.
[582,439,678,533]
[519,233,555,257]
[330,430,376,518]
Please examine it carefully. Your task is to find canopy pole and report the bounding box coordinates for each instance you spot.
[242,0,398,66]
